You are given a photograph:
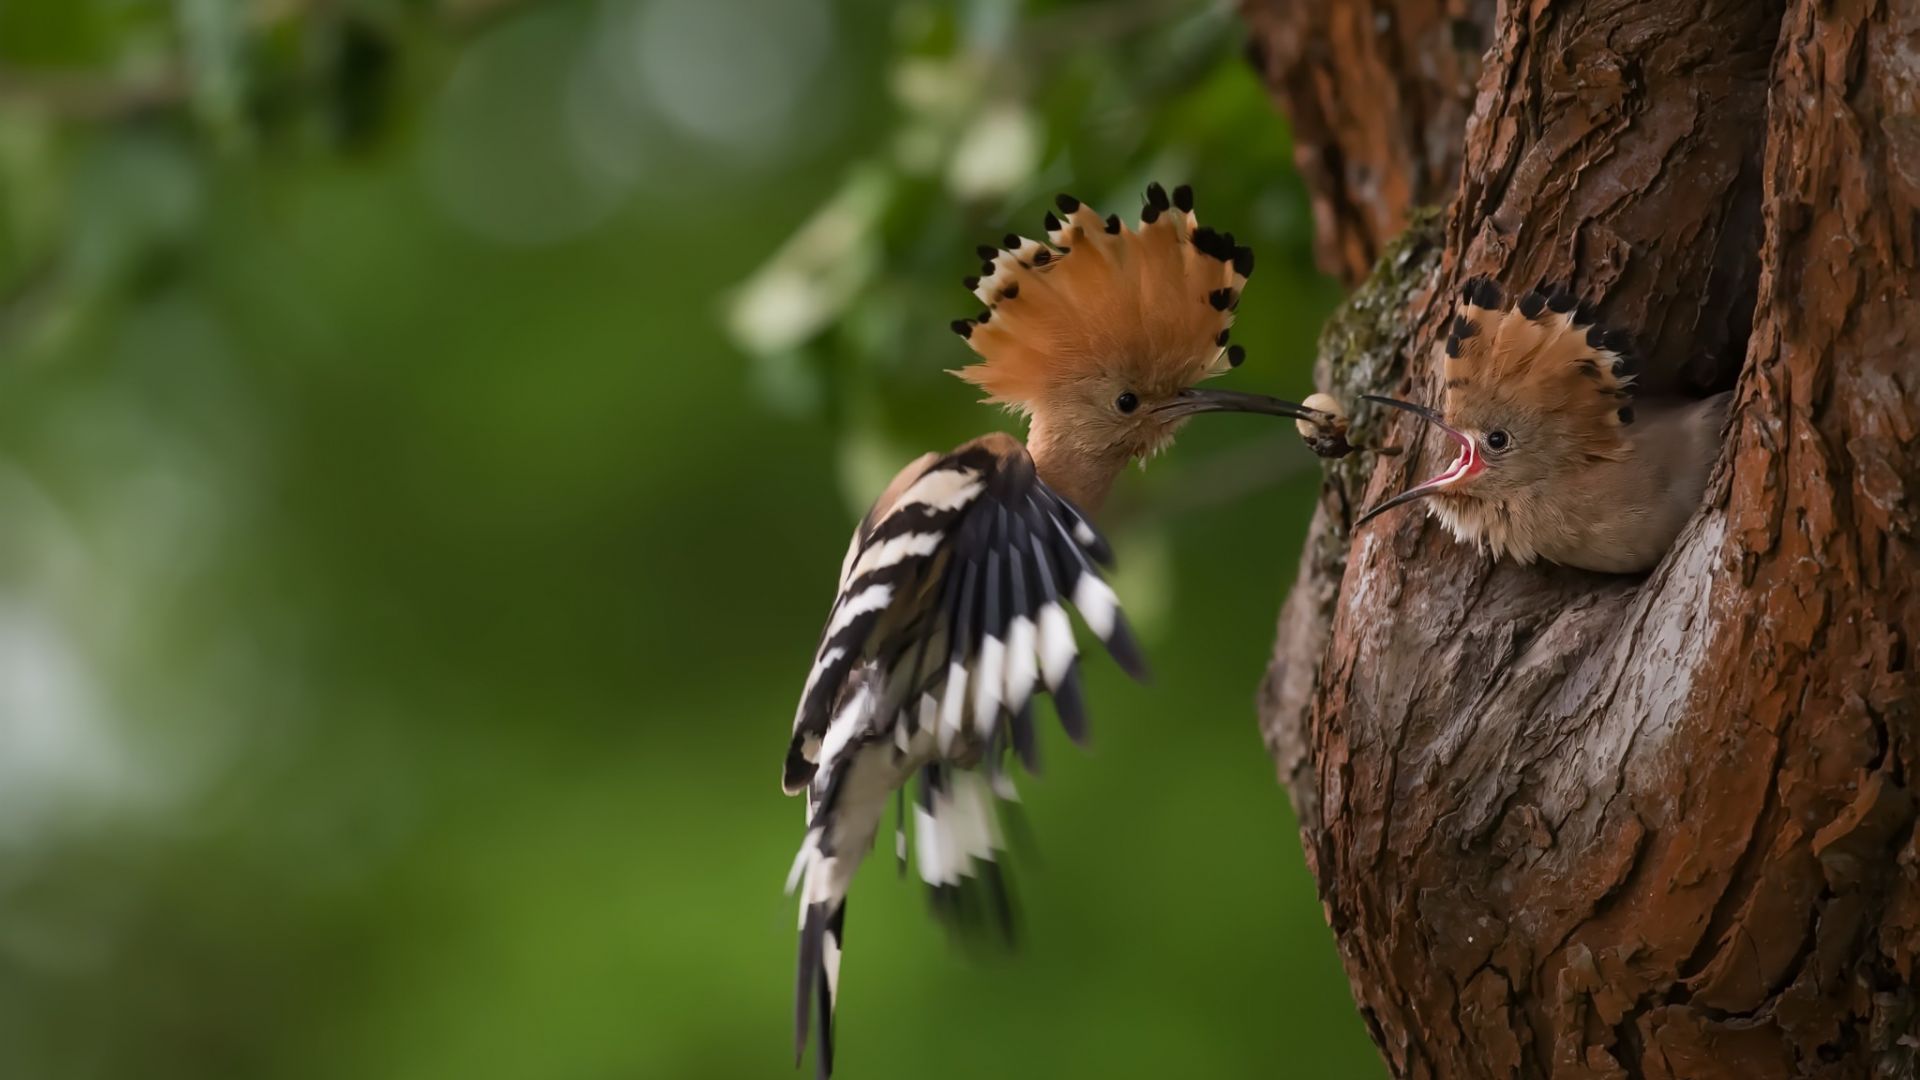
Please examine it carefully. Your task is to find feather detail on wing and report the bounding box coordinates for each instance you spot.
[782,432,1144,794]
[780,432,1149,1077]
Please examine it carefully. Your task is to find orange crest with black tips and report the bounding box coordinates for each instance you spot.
[1445,278,1639,462]
[948,183,1254,412]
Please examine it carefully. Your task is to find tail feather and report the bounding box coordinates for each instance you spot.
[787,754,1022,1078]
[788,733,891,1079]
[914,767,1019,944]
[894,786,908,876]
[794,901,843,1079]
[793,903,822,1067]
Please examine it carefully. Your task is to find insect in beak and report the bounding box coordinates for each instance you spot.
[1153,387,1335,424]
[1354,394,1483,527]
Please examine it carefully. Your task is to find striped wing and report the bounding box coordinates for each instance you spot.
[781,432,1146,795]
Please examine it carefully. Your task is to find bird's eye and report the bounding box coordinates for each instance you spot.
[1116,391,1140,414]
[1485,429,1511,451]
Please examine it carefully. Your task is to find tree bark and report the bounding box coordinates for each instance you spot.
[1246,0,1920,1076]
[1242,0,1493,284]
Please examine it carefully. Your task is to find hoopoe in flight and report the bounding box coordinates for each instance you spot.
[1358,278,1731,573]
[780,184,1329,1077]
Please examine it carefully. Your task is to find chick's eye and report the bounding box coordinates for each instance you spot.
[1485,429,1511,451]
[1116,391,1140,414]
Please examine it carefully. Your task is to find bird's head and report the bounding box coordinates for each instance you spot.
[949,184,1326,468]
[1357,278,1638,527]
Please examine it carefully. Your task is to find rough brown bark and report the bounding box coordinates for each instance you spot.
[1253,0,1920,1076]
[1242,0,1493,284]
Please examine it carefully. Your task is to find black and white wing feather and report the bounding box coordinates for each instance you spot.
[780,431,1144,795]
[780,431,1146,1080]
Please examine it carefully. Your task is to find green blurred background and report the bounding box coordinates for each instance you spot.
[0,1,1379,1077]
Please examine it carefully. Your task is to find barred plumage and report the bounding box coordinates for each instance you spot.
[780,186,1327,1078]
[782,435,1140,798]
[783,434,1143,1077]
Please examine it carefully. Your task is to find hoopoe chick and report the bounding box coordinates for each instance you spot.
[1358,278,1732,573]
[782,184,1326,1079]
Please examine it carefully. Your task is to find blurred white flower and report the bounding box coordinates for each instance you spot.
[889,54,991,176]
[945,102,1041,201]
[891,56,975,118]
[0,602,127,850]
[726,167,892,356]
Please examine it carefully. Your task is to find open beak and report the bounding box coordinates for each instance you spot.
[1353,394,1481,528]
[1155,387,1334,424]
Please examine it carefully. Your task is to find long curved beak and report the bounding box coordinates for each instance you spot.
[1154,387,1334,424]
[1353,394,1480,528]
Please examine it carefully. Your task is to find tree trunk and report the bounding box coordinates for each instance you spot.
[1242,0,1493,285]
[1244,0,1920,1076]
